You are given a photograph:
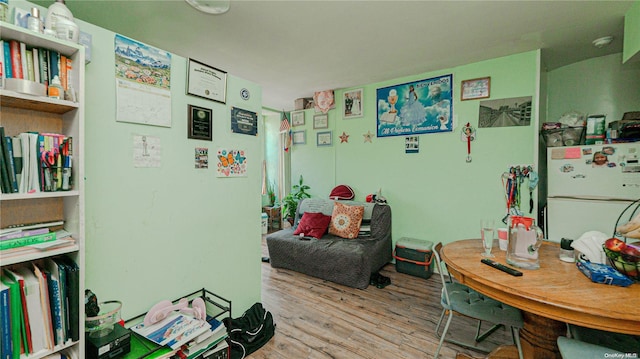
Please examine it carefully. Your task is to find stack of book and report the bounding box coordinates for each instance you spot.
[0,256,80,358]
[0,39,75,99]
[0,126,73,194]
[131,312,229,359]
[0,220,75,257]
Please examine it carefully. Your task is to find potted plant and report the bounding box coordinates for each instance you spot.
[282,175,311,225]
[266,181,276,206]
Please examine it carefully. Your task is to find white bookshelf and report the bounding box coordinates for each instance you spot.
[0,21,85,358]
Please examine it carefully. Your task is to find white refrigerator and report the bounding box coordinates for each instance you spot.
[546,142,640,242]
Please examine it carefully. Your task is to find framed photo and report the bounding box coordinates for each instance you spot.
[317,131,332,146]
[187,58,227,104]
[188,105,212,141]
[461,77,490,101]
[291,111,305,126]
[292,130,306,145]
[313,114,329,129]
[343,88,363,119]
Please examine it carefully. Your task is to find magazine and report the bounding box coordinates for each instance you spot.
[131,312,211,349]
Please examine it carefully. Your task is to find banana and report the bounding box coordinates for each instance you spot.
[616,211,640,234]
[622,226,640,239]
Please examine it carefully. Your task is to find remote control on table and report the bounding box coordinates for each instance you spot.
[481,258,523,276]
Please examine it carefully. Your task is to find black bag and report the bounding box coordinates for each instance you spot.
[223,302,275,359]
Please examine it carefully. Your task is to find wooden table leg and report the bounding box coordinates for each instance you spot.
[519,312,565,359]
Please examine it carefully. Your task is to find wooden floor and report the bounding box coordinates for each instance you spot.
[251,235,515,359]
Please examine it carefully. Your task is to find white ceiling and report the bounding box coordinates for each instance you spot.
[31,0,636,111]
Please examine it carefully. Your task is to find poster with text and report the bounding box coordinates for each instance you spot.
[377,74,453,137]
[216,149,247,177]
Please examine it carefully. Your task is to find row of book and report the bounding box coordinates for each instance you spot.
[0,256,80,359]
[0,39,74,93]
[0,127,73,194]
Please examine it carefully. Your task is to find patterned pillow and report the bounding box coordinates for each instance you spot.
[293,212,332,239]
[329,202,364,239]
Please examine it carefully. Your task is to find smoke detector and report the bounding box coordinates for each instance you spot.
[592,36,613,48]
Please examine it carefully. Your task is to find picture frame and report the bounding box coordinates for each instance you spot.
[343,88,363,119]
[187,105,213,141]
[291,111,305,126]
[292,130,306,145]
[187,58,227,104]
[376,74,453,137]
[461,77,490,101]
[317,131,332,146]
[313,114,329,129]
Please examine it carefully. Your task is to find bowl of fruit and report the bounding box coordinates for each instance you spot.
[603,238,640,281]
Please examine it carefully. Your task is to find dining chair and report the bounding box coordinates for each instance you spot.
[432,242,524,359]
[557,336,624,359]
[566,324,640,354]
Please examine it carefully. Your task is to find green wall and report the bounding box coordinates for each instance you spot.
[624,1,640,63]
[546,53,640,125]
[6,1,267,318]
[291,51,540,246]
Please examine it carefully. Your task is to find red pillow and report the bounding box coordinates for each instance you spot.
[293,212,332,239]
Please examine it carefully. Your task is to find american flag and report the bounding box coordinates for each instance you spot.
[280,112,292,152]
[279,112,291,133]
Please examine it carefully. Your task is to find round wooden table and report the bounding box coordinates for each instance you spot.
[441,239,640,359]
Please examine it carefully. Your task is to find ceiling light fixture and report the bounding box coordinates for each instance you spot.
[592,36,613,48]
[184,0,230,15]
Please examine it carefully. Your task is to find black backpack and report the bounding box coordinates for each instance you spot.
[223,302,275,359]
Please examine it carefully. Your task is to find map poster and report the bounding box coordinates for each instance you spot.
[376,74,453,138]
[115,34,172,127]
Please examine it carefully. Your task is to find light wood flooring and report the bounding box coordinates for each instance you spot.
[251,235,515,359]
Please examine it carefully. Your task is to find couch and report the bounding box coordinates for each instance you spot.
[266,198,392,289]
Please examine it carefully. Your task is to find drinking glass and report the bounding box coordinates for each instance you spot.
[481,219,495,257]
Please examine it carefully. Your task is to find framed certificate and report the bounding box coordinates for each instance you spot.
[187,58,227,104]
[188,105,212,141]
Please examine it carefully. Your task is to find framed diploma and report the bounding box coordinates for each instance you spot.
[187,58,227,104]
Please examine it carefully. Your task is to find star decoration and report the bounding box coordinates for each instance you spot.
[339,132,350,143]
[363,131,373,143]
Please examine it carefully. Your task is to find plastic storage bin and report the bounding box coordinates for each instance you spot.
[393,237,434,279]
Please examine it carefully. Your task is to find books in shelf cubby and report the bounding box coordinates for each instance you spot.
[1,21,85,359]
[1,38,76,101]
[1,256,79,358]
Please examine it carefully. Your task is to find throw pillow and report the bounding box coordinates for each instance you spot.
[293,212,332,239]
[329,202,364,239]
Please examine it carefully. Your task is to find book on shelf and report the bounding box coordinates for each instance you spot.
[0,227,49,241]
[13,266,49,352]
[0,220,65,236]
[8,40,22,79]
[32,48,40,84]
[2,41,11,81]
[1,274,28,358]
[0,231,56,251]
[131,312,212,350]
[19,42,27,82]
[11,136,22,190]
[33,264,56,349]
[43,259,65,346]
[3,268,34,355]
[5,136,19,192]
[0,281,13,359]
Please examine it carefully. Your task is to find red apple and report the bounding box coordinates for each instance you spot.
[605,237,627,252]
